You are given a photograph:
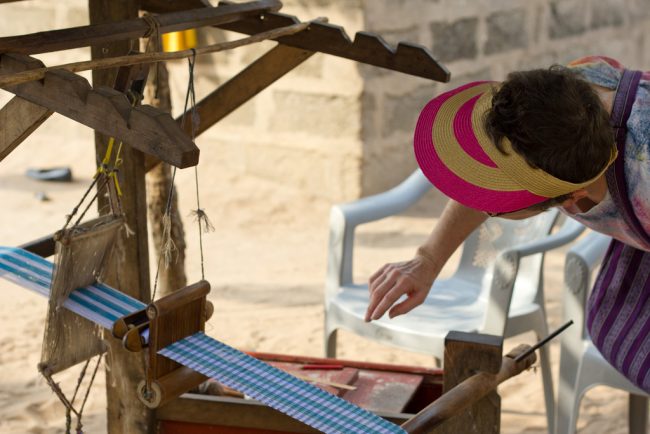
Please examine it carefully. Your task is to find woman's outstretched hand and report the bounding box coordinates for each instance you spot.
[365,249,440,322]
[364,199,487,323]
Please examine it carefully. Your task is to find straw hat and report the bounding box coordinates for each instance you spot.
[413,81,614,214]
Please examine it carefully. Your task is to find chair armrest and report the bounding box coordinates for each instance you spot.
[482,218,586,336]
[336,169,431,227]
[502,217,586,258]
[562,230,611,339]
[325,170,431,294]
[566,229,611,272]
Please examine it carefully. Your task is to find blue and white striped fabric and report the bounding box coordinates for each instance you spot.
[160,332,405,434]
[0,246,145,329]
[0,246,406,434]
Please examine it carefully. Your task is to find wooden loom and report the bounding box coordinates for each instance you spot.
[1,1,540,433]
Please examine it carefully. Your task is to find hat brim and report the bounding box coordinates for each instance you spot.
[414,81,547,214]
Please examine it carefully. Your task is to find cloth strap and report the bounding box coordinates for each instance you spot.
[0,246,405,434]
[605,69,649,245]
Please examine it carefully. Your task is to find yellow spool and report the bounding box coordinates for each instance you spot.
[162,29,197,52]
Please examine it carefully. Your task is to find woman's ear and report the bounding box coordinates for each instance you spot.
[560,189,589,207]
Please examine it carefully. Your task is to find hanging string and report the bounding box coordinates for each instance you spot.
[151,162,179,301]
[66,358,91,432]
[71,175,112,229]
[38,354,103,434]
[151,48,213,301]
[151,50,193,300]
[185,49,214,280]
[61,176,100,231]
[74,353,103,433]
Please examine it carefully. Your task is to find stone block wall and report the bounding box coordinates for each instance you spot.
[361,0,650,195]
[1,0,650,203]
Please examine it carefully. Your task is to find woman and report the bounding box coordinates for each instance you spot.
[365,56,650,391]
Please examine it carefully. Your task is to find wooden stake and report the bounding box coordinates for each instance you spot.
[293,374,357,391]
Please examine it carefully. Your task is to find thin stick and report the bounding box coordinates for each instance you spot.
[293,374,357,391]
[0,19,324,89]
[514,320,574,362]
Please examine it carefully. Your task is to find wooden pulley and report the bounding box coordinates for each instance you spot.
[112,280,214,408]
[113,292,214,352]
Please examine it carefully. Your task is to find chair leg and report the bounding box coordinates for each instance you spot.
[629,394,648,434]
[539,336,556,434]
[325,328,338,358]
[556,376,579,434]
[556,346,582,434]
[530,312,556,434]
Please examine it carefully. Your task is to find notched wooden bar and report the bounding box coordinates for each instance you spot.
[216,4,450,82]
[0,53,199,168]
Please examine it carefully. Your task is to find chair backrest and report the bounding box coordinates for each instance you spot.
[453,210,560,307]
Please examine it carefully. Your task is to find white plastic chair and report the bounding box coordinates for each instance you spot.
[557,230,649,434]
[324,169,585,434]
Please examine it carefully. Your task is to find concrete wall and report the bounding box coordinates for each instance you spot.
[2,0,650,202]
[360,0,650,195]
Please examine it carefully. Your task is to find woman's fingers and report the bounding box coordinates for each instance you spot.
[365,268,398,321]
[369,280,412,320]
[369,263,389,290]
[388,291,425,318]
[366,256,436,322]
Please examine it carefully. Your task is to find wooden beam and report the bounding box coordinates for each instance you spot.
[0,53,199,168]
[141,0,210,13]
[141,0,449,82]
[0,0,281,55]
[88,2,152,433]
[0,20,315,89]
[0,96,52,162]
[216,3,450,82]
[19,234,56,258]
[159,395,322,433]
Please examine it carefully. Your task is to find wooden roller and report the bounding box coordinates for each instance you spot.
[113,280,214,408]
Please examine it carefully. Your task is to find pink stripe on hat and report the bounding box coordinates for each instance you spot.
[454,94,498,168]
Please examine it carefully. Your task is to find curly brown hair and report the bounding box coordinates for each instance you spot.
[484,65,614,209]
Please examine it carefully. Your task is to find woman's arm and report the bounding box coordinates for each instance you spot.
[365,199,487,321]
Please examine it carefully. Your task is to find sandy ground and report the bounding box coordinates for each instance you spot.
[0,114,641,434]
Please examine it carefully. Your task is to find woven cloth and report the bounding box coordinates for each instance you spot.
[0,246,405,434]
[0,246,144,329]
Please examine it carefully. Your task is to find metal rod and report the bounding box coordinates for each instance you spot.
[514,320,574,362]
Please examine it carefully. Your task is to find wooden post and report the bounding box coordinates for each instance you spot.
[89,1,154,433]
[439,332,502,434]
[401,341,536,434]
